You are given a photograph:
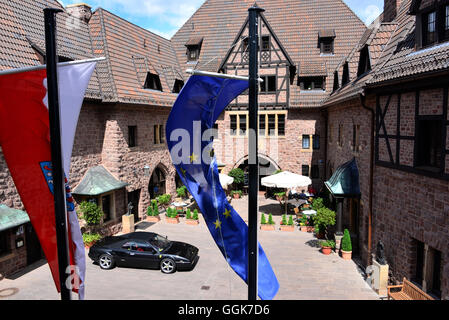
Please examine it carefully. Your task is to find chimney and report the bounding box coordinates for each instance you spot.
[66,3,93,24]
[383,0,403,23]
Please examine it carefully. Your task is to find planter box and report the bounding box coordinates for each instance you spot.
[146,215,161,223]
[186,219,199,226]
[300,226,308,232]
[260,224,275,231]
[280,225,295,232]
[165,217,180,224]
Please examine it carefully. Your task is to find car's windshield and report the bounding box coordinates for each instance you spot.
[149,235,171,251]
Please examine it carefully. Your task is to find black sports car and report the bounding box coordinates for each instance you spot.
[88,232,199,274]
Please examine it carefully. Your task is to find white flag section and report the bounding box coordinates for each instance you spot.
[43,61,97,300]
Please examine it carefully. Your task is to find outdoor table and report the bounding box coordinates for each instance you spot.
[172,202,188,212]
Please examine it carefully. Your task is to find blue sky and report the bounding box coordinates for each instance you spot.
[58,0,384,39]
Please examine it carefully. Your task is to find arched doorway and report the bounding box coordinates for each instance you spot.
[149,167,166,199]
[236,155,280,191]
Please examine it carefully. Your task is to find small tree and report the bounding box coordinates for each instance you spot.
[314,207,336,233]
[193,209,199,220]
[157,194,172,208]
[288,215,294,226]
[176,186,187,199]
[281,214,287,225]
[228,168,245,189]
[79,201,104,226]
[268,213,275,225]
[261,213,267,225]
[311,198,325,211]
[341,229,352,252]
[186,208,192,220]
[146,205,154,216]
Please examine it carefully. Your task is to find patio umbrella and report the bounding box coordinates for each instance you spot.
[219,173,234,189]
[261,171,312,214]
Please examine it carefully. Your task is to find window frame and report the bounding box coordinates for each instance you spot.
[302,135,311,149]
[260,75,277,94]
[229,111,287,138]
[186,45,201,61]
[415,119,444,171]
[144,72,163,91]
[298,76,326,91]
[320,37,334,55]
[154,124,165,145]
[128,125,137,148]
[302,165,310,177]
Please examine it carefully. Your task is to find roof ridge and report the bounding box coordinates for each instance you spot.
[170,0,211,41]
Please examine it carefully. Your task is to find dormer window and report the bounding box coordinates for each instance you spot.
[423,11,437,46]
[357,45,371,77]
[333,71,339,92]
[172,79,184,93]
[298,76,326,91]
[185,37,203,62]
[342,62,350,86]
[318,30,336,55]
[144,72,162,91]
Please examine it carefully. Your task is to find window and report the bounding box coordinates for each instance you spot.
[342,62,350,86]
[357,45,372,77]
[230,115,237,135]
[268,114,276,136]
[320,38,334,54]
[313,135,320,150]
[302,135,310,149]
[259,114,266,136]
[423,11,437,46]
[261,35,270,52]
[102,194,112,222]
[302,165,310,177]
[242,37,249,52]
[298,77,325,91]
[311,165,320,179]
[172,79,184,93]
[144,73,163,91]
[128,126,137,148]
[0,230,10,257]
[154,125,164,145]
[333,71,339,92]
[413,240,442,299]
[277,114,285,136]
[239,114,247,135]
[260,76,276,93]
[187,46,201,61]
[416,120,443,170]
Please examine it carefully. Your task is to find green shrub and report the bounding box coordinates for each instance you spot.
[261,213,267,225]
[281,214,287,225]
[274,192,286,198]
[288,215,294,226]
[82,233,102,245]
[311,198,325,211]
[186,208,192,220]
[231,190,243,197]
[147,205,153,216]
[314,207,336,232]
[321,240,336,248]
[268,213,275,225]
[341,229,352,252]
[79,201,104,226]
[193,209,199,220]
[157,194,172,207]
[176,186,187,198]
[228,168,245,185]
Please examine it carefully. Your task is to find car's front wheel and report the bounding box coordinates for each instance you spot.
[160,258,176,274]
[99,254,115,270]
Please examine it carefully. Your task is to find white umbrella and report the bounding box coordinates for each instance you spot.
[219,173,234,188]
[261,171,312,189]
[261,171,312,215]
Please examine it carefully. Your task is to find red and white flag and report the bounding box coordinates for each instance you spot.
[0,60,97,299]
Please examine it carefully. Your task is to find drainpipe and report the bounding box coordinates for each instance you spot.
[359,93,375,265]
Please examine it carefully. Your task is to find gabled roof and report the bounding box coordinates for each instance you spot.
[89,8,184,106]
[325,158,361,198]
[73,166,128,196]
[171,0,367,108]
[0,205,29,232]
[0,0,102,100]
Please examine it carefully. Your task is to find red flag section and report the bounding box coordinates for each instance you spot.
[0,69,75,294]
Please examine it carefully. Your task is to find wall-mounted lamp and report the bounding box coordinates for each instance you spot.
[144,165,151,177]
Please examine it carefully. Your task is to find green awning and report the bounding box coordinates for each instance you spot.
[72,166,128,196]
[0,205,30,232]
[325,158,361,198]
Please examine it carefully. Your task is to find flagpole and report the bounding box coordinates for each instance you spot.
[248,5,264,301]
[44,8,72,301]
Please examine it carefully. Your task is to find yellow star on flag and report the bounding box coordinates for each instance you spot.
[223,208,232,219]
[180,167,186,177]
[214,219,222,229]
[190,153,198,163]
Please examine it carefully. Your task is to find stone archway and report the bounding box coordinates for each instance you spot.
[148,165,168,200]
[233,154,281,191]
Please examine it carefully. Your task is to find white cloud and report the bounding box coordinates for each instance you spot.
[363,5,381,26]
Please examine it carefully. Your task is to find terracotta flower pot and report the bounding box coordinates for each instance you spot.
[146,215,161,223]
[186,219,199,226]
[321,246,332,255]
[341,250,352,260]
[166,217,180,224]
[280,225,295,232]
[260,224,275,231]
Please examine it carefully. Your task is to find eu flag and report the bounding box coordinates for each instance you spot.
[166,75,279,300]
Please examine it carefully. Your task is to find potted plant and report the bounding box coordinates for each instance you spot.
[314,207,336,239]
[157,194,172,210]
[231,190,243,199]
[299,215,308,232]
[165,207,180,224]
[176,186,188,202]
[280,215,295,232]
[82,233,102,248]
[146,199,160,223]
[341,229,353,260]
[79,201,104,233]
[320,240,335,255]
[260,213,275,231]
[186,208,200,226]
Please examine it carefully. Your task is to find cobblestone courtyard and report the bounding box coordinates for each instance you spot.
[0,196,379,300]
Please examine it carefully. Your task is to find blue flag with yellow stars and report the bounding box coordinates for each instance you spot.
[166,75,279,300]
